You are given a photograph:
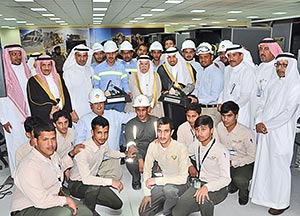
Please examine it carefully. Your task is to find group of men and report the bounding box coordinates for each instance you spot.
[0,35,299,216]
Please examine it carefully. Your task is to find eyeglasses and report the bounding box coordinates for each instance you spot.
[274,63,288,68]
[197,46,211,53]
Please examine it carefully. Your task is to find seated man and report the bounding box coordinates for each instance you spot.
[139,117,190,216]
[216,101,256,205]
[172,115,231,216]
[15,116,41,166]
[75,88,136,180]
[125,95,158,190]
[177,103,202,147]
[53,110,75,158]
[69,116,136,215]
[11,123,92,216]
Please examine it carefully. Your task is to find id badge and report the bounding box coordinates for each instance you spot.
[229,150,237,156]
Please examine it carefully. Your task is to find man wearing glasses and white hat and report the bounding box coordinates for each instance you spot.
[191,42,224,125]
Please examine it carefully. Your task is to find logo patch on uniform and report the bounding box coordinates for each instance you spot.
[171,154,177,160]
[95,94,100,99]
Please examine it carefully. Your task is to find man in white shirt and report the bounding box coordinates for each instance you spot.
[69,116,136,215]
[11,123,92,216]
[177,103,202,147]
[139,117,190,216]
[216,101,256,205]
[172,115,231,216]
[192,42,224,125]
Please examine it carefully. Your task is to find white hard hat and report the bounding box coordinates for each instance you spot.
[181,40,196,51]
[119,41,133,51]
[218,40,233,52]
[88,88,106,103]
[196,42,213,55]
[103,40,118,53]
[92,42,104,53]
[149,41,163,52]
[132,95,151,107]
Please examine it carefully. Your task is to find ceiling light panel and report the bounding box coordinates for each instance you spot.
[191,10,206,13]
[93,8,107,11]
[151,9,165,12]
[30,8,47,12]
[165,0,184,3]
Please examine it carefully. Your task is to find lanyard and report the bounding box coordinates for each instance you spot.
[197,139,216,176]
[190,129,196,142]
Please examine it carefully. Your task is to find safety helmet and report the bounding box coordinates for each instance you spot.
[149,41,163,52]
[181,40,196,51]
[88,88,106,103]
[92,42,104,53]
[103,40,118,53]
[196,42,213,55]
[132,95,151,107]
[217,40,233,52]
[119,41,133,51]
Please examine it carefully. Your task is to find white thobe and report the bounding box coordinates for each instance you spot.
[63,65,93,118]
[252,60,276,124]
[218,62,256,128]
[0,64,30,175]
[250,76,300,209]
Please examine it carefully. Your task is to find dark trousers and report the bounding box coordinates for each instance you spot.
[11,199,92,216]
[68,181,122,213]
[172,186,228,216]
[229,163,254,201]
[163,103,186,140]
[140,183,189,216]
[126,158,141,184]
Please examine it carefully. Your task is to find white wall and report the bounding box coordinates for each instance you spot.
[0,29,21,47]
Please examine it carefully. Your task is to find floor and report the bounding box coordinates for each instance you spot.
[0,164,300,216]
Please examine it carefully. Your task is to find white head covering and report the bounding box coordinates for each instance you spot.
[27,52,42,76]
[137,55,154,97]
[261,53,300,122]
[62,44,93,71]
[226,44,256,69]
[165,47,193,85]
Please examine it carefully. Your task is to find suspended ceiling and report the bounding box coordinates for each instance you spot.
[0,0,299,30]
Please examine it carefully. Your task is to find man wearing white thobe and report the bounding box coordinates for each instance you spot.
[250,53,300,215]
[63,44,93,119]
[0,44,31,175]
[218,44,256,129]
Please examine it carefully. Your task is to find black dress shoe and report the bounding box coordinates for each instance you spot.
[238,197,249,205]
[268,206,290,215]
[228,183,238,194]
[132,181,141,190]
[120,158,126,165]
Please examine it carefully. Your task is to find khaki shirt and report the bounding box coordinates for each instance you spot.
[15,141,33,167]
[177,121,196,148]
[215,122,256,168]
[189,139,231,192]
[12,148,72,212]
[56,128,75,158]
[143,139,190,196]
[70,138,125,186]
